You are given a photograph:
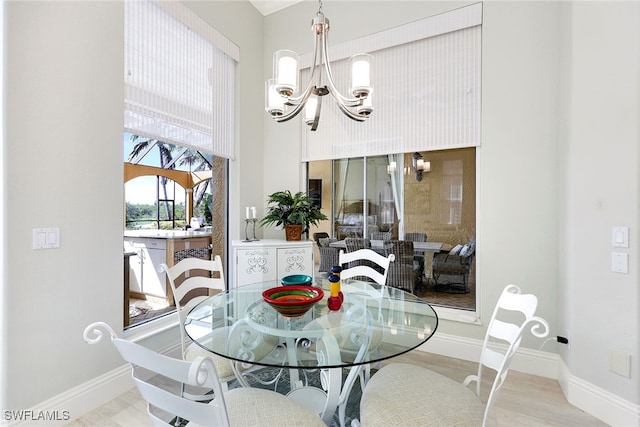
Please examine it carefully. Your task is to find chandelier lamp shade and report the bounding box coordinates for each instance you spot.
[264,0,373,131]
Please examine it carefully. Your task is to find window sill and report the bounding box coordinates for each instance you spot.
[123,312,179,342]
[433,305,481,325]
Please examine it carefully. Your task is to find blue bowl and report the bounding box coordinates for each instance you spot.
[281,274,313,286]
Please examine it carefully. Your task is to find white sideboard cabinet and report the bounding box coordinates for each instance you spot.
[231,239,314,288]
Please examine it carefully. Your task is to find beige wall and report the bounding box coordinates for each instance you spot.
[308,160,333,237]
[404,148,476,246]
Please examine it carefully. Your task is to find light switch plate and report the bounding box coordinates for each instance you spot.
[612,226,629,248]
[611,252,629,273]
[33,228,60,249]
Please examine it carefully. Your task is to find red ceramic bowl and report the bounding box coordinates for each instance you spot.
[262,285,324,317]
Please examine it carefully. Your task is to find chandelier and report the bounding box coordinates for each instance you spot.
[264,0,373,131]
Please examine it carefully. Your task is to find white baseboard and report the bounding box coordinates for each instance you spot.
[21,332,639,427]
[12,341,182,426]
[418,331,559,378]
[9,364,133,427]
[420,332,640,426]
[559,359,640,427]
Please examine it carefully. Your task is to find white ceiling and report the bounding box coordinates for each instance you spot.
[249,0,305,16]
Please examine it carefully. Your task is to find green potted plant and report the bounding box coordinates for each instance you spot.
[260,190,328,241]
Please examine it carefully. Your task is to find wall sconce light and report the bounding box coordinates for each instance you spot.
[412,152,431,182]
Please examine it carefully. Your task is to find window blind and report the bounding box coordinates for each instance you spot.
[301,3,482,162]
[125,0,238,159]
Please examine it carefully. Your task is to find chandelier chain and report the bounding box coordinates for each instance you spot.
[318,0,323,14]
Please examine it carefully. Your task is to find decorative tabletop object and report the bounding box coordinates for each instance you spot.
[262,285,324,317]
[281,274,313,286]
[327,273,343,311]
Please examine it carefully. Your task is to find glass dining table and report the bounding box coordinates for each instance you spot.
[184,279,438,426]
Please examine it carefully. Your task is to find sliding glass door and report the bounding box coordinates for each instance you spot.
[307,148,476,311]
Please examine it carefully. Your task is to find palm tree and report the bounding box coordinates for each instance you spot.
[128,135,176,225]
[177,149,212,215]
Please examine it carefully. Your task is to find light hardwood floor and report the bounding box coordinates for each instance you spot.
[66,351,606,427]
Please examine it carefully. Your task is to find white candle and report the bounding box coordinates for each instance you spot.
[251,206,256,219]
[245,207,250,219]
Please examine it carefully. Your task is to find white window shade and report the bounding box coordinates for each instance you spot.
[125,0,238,159]
[301,3,481,162]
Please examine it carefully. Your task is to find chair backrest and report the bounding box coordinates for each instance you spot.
[464,284,549,426]
[382,240,414,266]
[312,231,330,247]
[160,256,226,356]
[404,232,427,242]
[83,322,230,427]
[382,240,418,292]
[370,231,392,241]
[339,248,395,285]
[344,237,371,252]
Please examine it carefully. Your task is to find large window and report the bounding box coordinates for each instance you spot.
[123,133,227,329]
[308,148,476,311]
[123,1,236,331]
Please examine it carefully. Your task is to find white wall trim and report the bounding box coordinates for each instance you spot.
[9,364,133,427]
[420,332,640,426]
[24,332,639,427]
[123,313,179,343]
[14,342,182,426]
[559,359,640,427]
[418,331,558,378]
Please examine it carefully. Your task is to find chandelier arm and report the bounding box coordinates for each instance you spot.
[283,33,322,106]
[310,93,322,130]
[335,101,367,122]
[320,29,366,107]
[275,87,315,122]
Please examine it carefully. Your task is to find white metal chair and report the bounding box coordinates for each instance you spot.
[83,322,325,427]
[338,248,395,400]
[357,284,550,427]
[160,256,277,390]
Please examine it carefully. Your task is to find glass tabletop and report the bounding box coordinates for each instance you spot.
[184,280,438,370]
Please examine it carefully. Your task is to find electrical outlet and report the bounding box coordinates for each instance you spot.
[610,351,632,378]
[612,252,629,273]
[562,329,571,349]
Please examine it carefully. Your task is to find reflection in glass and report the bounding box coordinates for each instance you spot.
[307,148,476,311]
